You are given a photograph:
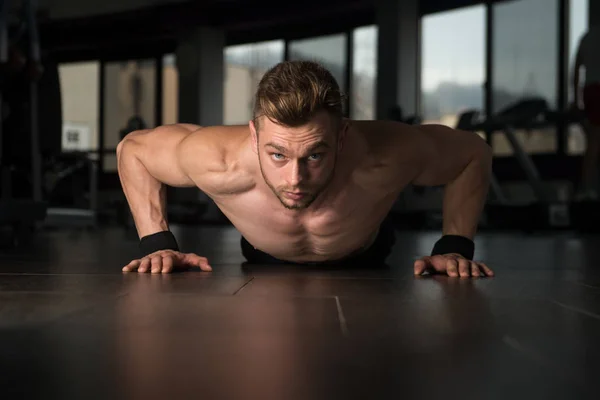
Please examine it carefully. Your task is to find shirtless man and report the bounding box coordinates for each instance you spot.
[117,61,494,278]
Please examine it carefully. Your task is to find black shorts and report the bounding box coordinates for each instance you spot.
[240,216,396,267]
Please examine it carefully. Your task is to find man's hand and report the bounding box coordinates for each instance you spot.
[122,250,213,274]
[414,253,494,277]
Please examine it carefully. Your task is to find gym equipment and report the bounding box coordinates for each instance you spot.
[0,0,47,246]
[455,110,508,204]
[458,98,572,230]
[545,108,600,232]
[387,105,422,125]
[43,150,98,228]
[392,98,577,231]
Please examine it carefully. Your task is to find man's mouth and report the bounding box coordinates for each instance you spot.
[283,192,307,200]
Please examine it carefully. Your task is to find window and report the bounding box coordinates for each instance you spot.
[162,54,178,126]
[421,5,485,128]
[103,59,156,171]
[58,62,100,152]
[492,0,559,155]
[567,0,589,155]
[351,26,378,120]
[224,40,284,125]
[289,34,347,93]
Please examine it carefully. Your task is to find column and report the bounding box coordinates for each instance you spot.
[375,0,420,120]
[176,27,224,126]
[590,0,600,27]
[171,27,225,211]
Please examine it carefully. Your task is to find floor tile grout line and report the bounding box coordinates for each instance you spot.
[0,290,111,295]
[0,273,121,276]
[550,300,600,321]
[0,272,240,277]
[334,296,349,337]
[232,277,255,295]
[570,282,600,291]
[0,272,398,280]
[249,277,396,281]
[502,335,585,387]
[39,292,131,329]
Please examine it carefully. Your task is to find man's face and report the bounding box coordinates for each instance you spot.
[250,112,344,210]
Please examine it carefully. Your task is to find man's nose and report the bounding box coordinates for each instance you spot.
[287,161,306,186]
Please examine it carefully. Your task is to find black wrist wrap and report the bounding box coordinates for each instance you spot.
[431,235,474,260]
[139,231,179,257]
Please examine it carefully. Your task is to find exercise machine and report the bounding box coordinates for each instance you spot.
[546,108,600,232]
[459,97,572,230]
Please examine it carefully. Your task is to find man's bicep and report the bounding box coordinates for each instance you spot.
[176,127,229,193]
[120,124,201,187]
[410,124,489,187]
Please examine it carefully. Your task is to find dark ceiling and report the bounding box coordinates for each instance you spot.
[36,0,493,61]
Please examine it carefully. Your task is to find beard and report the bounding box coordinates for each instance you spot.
[258,154,336,210]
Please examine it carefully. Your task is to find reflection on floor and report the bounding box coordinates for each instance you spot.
[0,225,599,399]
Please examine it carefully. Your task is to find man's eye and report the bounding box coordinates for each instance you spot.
[271,153,285,161]
[308,153,322,161]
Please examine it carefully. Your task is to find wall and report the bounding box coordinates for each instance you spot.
[103,60,156,171]
[224,64,265,125]
[58,62,100,151]
[162,59,179,125]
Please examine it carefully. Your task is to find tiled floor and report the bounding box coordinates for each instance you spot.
[1,224,599,399]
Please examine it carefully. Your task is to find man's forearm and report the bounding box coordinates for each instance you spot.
[117,139,169,238]
[441,148,492,240]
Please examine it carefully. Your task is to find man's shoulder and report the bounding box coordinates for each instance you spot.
[350,118,415,135]
[348,119,421,189]
[351,119,420,157]
[178,124,256,194]
[189,123,250,144]
[181,124,251,161]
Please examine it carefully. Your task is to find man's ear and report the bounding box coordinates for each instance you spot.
[337,120,350,151]
[249,119,258,154]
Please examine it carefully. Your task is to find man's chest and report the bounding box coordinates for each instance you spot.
[214,183,399,260]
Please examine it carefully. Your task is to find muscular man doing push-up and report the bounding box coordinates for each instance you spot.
[117,61,495,278]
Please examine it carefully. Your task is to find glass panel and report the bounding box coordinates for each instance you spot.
[289,34,347,93]
[421,5,486,127]
[351,26,378,120]
[492,0,558,154]
[162,54,179,125]
[567,0,589,155]
[224,40,284,125]
[493,0,558,112]
[103,59,156,172]
[58,61,100,152]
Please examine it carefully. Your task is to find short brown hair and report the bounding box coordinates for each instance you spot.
[253,60,344,129]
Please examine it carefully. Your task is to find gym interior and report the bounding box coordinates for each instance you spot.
[2,0,600,398]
